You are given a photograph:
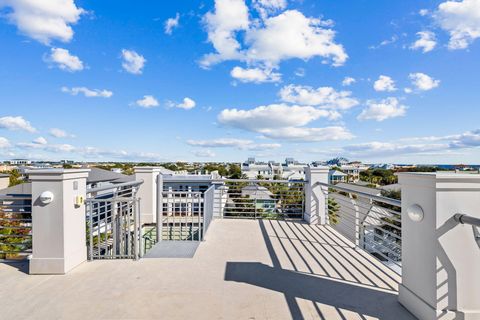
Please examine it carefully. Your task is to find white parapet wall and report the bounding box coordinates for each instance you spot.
[304,166,329,225]
[398,172,480,320]
[134,167,163,225]
[29,169,90,275]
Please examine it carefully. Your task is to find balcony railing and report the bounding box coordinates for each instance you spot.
[214,179,305,220]
[315,182,402,272]
[0,194,32,260]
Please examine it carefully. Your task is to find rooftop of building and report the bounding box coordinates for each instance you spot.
[0,219,414,320]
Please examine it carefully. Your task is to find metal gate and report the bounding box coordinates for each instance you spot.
[159,190,204,241]
[86,181,142,260]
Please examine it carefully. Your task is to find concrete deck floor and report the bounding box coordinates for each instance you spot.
[0,219,415,320]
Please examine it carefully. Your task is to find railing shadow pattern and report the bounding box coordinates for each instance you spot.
[225,220,415,319]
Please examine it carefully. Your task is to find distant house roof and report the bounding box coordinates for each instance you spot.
[329,170,347,177]
[241,184,274,200]
[0,182,32,195]
[87,168,134,184]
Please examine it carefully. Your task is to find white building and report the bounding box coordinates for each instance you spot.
[241,158,307,180]
[8,159,32,166]
[339,162,370,182]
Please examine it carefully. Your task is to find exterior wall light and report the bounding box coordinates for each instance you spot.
[39,191,54,205]
[407,204,424,222]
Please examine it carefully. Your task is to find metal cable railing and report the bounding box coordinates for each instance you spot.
[214,179,305,220]
[0,194,32,260]
[313,182,402,272]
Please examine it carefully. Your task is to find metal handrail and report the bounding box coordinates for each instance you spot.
[87,180,143,194]
[0,195,32,200]
[313,181,401,207]
[454,214,480,227]
[219,178,306,184]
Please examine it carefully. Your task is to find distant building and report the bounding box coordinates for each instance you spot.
[339,163,370,183]
[241,158,306,180]
[329,170,347,184]
[241,184,276,213]
[8,159,32,166]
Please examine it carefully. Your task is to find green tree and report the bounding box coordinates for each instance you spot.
[228,164,242,179]
[8,169,23,187]
[328,197,340,225]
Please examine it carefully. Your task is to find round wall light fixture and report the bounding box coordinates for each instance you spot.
[407,204,424,222]
[39,191,54,205]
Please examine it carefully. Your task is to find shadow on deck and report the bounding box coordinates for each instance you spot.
[224,219,415,320]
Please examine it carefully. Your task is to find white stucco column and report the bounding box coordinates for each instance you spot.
[134,167,162,225]
[29,169,90,275]
[398,172,480,320]
[304,166,329,225]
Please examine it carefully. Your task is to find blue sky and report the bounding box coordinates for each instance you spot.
[1,0,480,164]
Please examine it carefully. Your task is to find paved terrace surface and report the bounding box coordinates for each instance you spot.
[0,220,415,320]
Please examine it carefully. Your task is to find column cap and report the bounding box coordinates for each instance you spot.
[398,172,480,190]
[27,169,90,181]
[305,165,329,172]
[133,166,165,173]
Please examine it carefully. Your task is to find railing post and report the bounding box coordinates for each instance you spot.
[28,169,90,274]
[398,172,480,319]
[134,167,162,225]
[304,166,329,225]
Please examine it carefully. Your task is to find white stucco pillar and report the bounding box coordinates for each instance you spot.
[29,169,90,275]
[304,166,329,225]
[398,172,480,320]
[134,167,162,225]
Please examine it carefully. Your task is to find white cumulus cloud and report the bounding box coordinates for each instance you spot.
[358,97,407,121]
[167,97,196,110]
[217,103,351,142]
[121,49,146,75]
[165,13,180,35]
[49,128,74,138]
[0,0,84,44]
[61,86,113,98]
[193,149,216,158]
[33,137,48,145]
[0,137,11,148]
[259,126,354,142]
[201,0,250,67]
[373,75,396,92]
[253,0,287,19]
[187,138,281,150]
[245,10,347,67]
[46,47,84,72]
[201,1,347,68]
[279,85,359,110]
[0,116,35,132]
[409,72,440,91]
[135,95,159,108]
[434,0,480,50]
[219,104,338,131]
[342,77,356,86]
[230,66,281,83]
[410,31,437,53]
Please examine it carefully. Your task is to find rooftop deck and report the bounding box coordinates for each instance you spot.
[0,219,414,319]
